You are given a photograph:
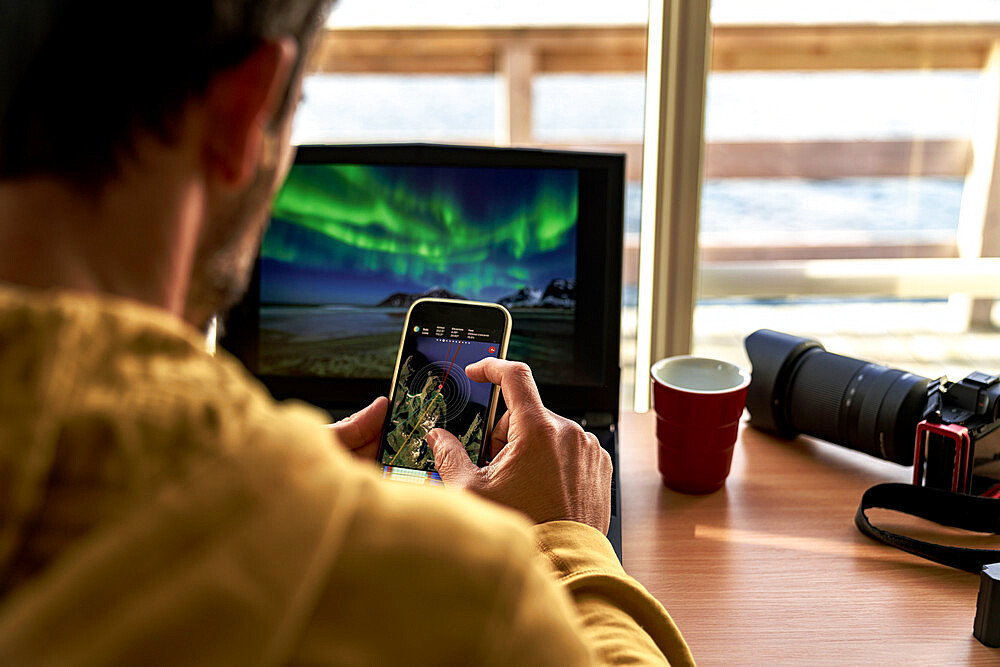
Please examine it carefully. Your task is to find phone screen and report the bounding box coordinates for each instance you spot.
[378,300,509,485]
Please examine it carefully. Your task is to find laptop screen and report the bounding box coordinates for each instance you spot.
[221,144,623,414]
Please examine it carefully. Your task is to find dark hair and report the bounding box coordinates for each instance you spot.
[0,1,333,185]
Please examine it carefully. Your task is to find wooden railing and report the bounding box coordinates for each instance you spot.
[310,23,990,171]
[313,23,1000,73]
[311,22,1000,318]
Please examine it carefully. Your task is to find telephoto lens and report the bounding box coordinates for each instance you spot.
[743,329,932,465]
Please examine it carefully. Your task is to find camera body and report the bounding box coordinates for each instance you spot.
[916,371,1000,494]
[744,329,1000,495]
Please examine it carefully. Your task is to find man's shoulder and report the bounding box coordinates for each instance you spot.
[0,284,335,471]
[0,286,547,662]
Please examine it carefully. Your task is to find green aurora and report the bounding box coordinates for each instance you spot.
[262,163,578,302]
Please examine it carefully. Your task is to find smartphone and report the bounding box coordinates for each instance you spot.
[376,298,512,485]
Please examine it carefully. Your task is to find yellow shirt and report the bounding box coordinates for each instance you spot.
[0,286,693,665]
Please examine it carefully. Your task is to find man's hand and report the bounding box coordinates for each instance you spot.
[326,396,388,460]
[426,359,612,535]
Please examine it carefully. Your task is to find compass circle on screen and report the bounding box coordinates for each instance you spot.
[409,361,471,421]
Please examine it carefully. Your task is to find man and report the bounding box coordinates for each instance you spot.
[0,1,694,664]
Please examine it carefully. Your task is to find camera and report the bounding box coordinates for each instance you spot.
[744,329,1000,496]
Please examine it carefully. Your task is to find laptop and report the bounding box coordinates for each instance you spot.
[220,144,625,559]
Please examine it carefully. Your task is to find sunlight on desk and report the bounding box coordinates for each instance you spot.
[694,525,870,558]
[619,411,999,665]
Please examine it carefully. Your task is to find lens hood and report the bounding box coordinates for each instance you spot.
[744,329,823,437]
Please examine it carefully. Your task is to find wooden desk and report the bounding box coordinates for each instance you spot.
[619,411,1000,665]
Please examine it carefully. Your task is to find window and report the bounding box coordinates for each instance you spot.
[690,5,1000,386]
[295,1,651,406]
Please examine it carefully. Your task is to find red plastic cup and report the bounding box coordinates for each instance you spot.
[650,356,750,494]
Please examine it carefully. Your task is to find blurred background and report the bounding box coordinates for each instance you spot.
[292,0,1000,407]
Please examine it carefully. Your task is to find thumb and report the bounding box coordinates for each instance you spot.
[427,428,480,487]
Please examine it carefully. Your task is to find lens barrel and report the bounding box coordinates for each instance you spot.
[744,329,930,465]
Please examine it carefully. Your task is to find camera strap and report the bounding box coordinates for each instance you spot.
[855,483,1000,573]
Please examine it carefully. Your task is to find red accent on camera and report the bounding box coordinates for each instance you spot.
[912,420,972,493]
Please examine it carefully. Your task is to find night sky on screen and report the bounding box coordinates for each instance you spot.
[260,163,578,305]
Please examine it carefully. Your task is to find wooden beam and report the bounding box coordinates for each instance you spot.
[514,139,971,181]
[495,40,536,145]
[309,28,496,74]
[310,23,1000,75]
[698,242,959,262]
[309,26,647,74]
[698,258,1000,299]
[705,139,970,179]
[711,24,1000,71]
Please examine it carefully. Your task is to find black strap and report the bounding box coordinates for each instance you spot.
[855,483,1000,574]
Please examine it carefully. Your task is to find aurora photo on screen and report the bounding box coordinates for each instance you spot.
[258,163,578,380]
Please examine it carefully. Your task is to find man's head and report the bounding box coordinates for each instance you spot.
[0,1,334,327]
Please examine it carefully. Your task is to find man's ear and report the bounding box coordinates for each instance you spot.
[201,38,298,187]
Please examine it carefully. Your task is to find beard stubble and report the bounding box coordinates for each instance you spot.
[183,158,279,332]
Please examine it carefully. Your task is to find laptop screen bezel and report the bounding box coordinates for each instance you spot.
[219,143,623,417]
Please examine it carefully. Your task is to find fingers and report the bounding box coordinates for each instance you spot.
[426,428,481,487]
[327,396,388,451]
[489,411,510,460]
[465,359,543,414]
